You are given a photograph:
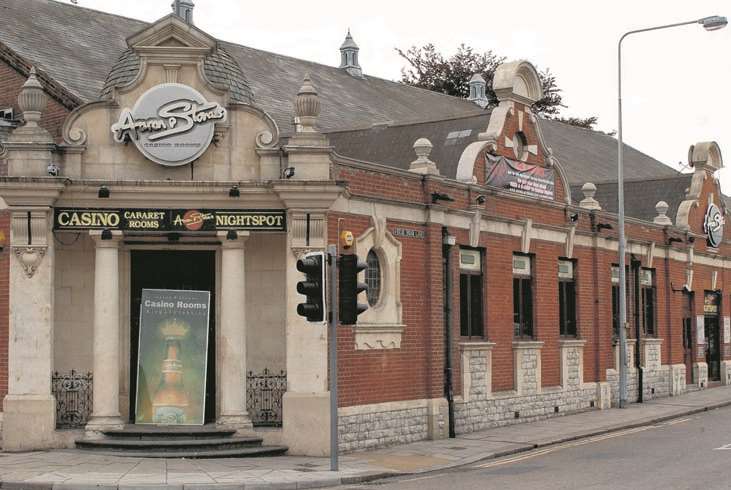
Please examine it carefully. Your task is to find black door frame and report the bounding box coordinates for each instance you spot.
[704,291,722,382]
[129,249,217,424]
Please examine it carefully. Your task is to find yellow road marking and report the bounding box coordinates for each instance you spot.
[664,418,691,426]
[475,426,655,469]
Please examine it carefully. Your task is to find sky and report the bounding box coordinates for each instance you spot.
[70,0,730,191]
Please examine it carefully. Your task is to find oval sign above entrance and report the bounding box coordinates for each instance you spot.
[111,83,228,167]
[704,202,725,248]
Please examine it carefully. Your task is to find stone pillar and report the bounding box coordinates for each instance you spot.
[640,338,662,370]
[720,361,731,386]
[3,209,56,451]
[216,231,253,432]
[460,342,495,402]
[693,362,709,389]
[513,341,544,395]
[559,339,586,389]
[85,230,124,434]
[282,212,330,456]
[669,364,686,395]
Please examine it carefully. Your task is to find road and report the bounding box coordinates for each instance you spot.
[344,405,731,489]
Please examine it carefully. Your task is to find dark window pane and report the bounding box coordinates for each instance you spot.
[513,278,520,337]
[612,285,619,337]
[460,274,469,337]
[523,279,533,338]
[365,249,381,306]
[470,275,484,337]
[566,281,576,336]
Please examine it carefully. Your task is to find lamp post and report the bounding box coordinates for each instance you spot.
[616,15,727,408]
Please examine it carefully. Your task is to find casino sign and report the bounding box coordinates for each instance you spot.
[704,202,725,248]
[111,83,227,167]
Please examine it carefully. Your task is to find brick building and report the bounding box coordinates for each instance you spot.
[0,0,728,456]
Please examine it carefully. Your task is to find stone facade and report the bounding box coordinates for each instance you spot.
[338,401,429,452]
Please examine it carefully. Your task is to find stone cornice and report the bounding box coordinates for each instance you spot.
[272,181,344,210]
[0,179,66,207]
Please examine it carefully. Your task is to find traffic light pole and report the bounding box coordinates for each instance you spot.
[328,244,338,471]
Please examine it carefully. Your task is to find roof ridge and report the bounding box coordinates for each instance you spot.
[46,0,149,28]
[583,174,691,186]
[324,112,490,135]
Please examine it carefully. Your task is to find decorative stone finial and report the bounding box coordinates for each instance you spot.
[654,201,672,225]
[172,0,195,24]
[409,138,439,175]
[294,74,320,133]
[339,29,363,78]
[579,182,601,210]
[18,67,47,127]
[468,73,489,109]
[492,60,543,105]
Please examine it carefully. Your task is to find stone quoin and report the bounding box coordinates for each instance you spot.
[0,0,728,456]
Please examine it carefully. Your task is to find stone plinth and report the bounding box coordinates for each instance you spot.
[513,341,544,395]
[559,339,586,389]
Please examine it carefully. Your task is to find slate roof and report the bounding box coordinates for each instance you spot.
[0,0,680,186]
[570,174,693,222]
[328,115,680,184]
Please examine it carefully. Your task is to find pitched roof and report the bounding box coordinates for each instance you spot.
[570,174,693,222]
[327,115,680,184]
[0,0,680,185]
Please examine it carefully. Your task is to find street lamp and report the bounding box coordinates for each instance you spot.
[616,15,727,408]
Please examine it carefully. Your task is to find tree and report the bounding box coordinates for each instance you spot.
[397,44,599,130]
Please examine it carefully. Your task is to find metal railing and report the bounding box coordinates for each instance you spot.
[51,370,93,429]
[246,368,286,427]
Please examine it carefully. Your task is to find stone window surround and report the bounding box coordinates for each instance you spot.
[353,222,404,350]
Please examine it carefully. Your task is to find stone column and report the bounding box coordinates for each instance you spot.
[216,231,253,432]
[3,209,56,451]
[85,230,124,434]
[282,212,330,456]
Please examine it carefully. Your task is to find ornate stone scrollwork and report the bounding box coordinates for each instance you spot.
[13,246,47,278]
[256,130,275,149]
[66,126,88,146]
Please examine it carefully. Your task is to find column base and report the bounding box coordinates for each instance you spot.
[426,397,449,440]
[217,413,254,435]
[3,394,56,451]
[282,392,330,456]
[84,415,125,438]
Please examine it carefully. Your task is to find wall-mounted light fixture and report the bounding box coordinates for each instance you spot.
[226,230,238,240]
[475,195,486,205]
[666,237,683,246]
[569,213,579,223]
[101,229,113,240]
[431,192,454,204]
[229,185,240,198]
[167,233,180,242]
[98,185,110,199]
[282,167,295,179]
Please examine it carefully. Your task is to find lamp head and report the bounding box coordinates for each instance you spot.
[699,15,728,31]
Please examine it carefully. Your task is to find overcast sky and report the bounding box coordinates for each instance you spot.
[75,0,730,191]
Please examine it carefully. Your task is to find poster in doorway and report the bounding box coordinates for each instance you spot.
[136,289,211,425]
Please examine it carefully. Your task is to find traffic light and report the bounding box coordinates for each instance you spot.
[296,251,325,322]
[339,254,368,325]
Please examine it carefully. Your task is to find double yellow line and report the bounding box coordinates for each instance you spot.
[474,426,656,469]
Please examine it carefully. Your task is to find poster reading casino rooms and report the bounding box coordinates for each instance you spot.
[136,289,210,425]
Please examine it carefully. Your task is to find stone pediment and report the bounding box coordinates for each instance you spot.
[126,14,216,56]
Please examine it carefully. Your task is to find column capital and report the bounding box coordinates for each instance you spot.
[217,231,250,248]
[89,230,123,247]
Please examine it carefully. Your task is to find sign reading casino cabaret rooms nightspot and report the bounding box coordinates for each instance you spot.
[54,208,286,232]
[111,83,227,167]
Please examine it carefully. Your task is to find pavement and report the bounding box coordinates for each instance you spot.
[2,386,731,489]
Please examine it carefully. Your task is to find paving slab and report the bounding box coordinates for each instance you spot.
[0,386,730,488]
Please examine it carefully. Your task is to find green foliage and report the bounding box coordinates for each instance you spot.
[397,44,599,130]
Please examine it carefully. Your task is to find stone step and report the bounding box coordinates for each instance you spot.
[101,425,238,440]
[80,445,289,459]
[76,436,263,451]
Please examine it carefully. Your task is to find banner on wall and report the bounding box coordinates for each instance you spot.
[136,289,210,425]
[485,154,555,200]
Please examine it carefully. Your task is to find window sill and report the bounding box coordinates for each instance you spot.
[559,339,586,348]
[512,340,544,350]
[460,341,496,352]
[353,323,405,350]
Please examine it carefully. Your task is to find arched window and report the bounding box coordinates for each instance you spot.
[366,249,382,306]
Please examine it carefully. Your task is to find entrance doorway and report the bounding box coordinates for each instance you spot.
[130,250,216,424]
[704,291,721,382]
[682,291,694,384]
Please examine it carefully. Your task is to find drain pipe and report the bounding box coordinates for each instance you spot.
[442,226,456,438]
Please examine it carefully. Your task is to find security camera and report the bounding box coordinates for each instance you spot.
[282,167,295,179]
[569,213,579,223]
[475,195,486,205]
[47,162,59,177]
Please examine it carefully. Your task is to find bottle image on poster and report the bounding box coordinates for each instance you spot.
[136,289,210,425]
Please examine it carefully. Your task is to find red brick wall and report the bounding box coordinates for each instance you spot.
[0,60,70,141]
[333,159,731,408]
